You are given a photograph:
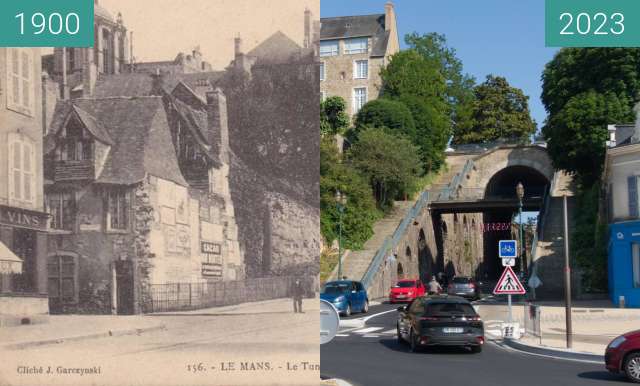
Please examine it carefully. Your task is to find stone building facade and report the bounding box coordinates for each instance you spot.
[0,47,51,324]
[320,1,399,118]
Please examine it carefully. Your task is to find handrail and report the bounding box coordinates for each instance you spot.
[437,159,474,201]
[361,191,430,288]
[528,180,552,277]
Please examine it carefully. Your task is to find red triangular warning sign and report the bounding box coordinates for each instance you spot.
[493,266,526,295]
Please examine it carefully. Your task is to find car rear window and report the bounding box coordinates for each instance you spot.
[425,302,476,316]
[452,277,472,284]
[395,281,416,288]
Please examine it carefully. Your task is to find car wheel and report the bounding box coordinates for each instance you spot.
[625,352,640,383]
[409,329,420,353]
[397,324,404,344]
[470,345,482,354]
[344,303,352,317]
[362,300,369,313]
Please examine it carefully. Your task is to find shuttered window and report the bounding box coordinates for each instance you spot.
[629,176,639,218]
[6,48,34,116]
[8,134,36,207]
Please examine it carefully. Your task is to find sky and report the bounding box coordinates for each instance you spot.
[98,0,318,70]
[321,0,559,132]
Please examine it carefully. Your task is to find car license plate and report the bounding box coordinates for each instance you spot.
[443,327,463,334]
[397,295,405,298]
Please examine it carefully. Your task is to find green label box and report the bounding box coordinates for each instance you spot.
[0,0,94,47]
[546,0,640,47]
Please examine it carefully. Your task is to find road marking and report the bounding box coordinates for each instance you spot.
[362,334,380,338]
[335,334,349,337]
[492,341,604,365]
[362,309,398,322]
[352,327,383,334]
[382,329,396,335]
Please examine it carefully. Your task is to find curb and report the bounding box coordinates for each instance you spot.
[3,324,166,351]
[320,378,354,386]
[500,337,604,363]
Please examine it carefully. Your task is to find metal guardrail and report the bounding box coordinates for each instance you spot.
[437,159,475,201]
[528,182,552,280]
[361,191,430,288]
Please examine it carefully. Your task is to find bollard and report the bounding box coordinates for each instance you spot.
[619,295,626,309]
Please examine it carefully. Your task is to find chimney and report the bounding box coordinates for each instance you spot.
[82,48,97,97]
[205,88,229,164]
[384,1,396,32]
[234,34,242,59]
[304,8,311,49]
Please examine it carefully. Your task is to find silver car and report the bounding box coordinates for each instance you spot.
[447,277,480,300]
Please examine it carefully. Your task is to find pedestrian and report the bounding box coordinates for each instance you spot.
[291,278,304,313]
[428,276,442,295]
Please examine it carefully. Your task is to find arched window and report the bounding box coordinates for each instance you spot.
[397,262,404,277]
[406,246,412,260]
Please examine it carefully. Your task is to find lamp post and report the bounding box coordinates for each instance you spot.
[516,182,525,274]
[335,191,347,279]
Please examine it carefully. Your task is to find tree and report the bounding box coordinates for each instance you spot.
[353,98,416,141]
[321,96,350,137]
[347,128,423,210]
[453,75,536,144]
[405,32,476,137]
[541,48,640,184]
[379,49,451,172]
[320,137,380,249]
[543,91,631,185]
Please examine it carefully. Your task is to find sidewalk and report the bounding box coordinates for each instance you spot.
[477,300,640,356]
[1,296,319,351]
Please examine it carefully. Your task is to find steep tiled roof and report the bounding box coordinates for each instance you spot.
[320,14,389,57]
[72,105,114,145]
[247,31,305,65]
[94,73,156,98]
[47,97,187,186]
[613,124,638,147]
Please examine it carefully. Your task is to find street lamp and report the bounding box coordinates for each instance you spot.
[516,182,525,273]
[335,190,347,279]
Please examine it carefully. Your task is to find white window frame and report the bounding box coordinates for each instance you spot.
[8,132,37,208]
[352,87,368,115]
[105,188,130,231]
[633,243,640,288]
[320,40,339,57]
[344,37,368,55]
[319,62,325,81]
[6,48,35,116]
[353,59,369,79]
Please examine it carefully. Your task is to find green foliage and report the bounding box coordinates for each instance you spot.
[321,96,350,136]
[571,183,608,292]
[405,32,477,137]
[453,75,536,144]
[347,128,423,210]
[354,98,416,140]
[544,91,632,185]
[379,49,451,173]
[541,48,640,185]
[320,137,381,250]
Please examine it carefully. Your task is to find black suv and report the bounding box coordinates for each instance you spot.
[397,295,484,353]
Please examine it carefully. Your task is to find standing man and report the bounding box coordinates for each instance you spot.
[291,278,305,313]
[428,276,442,295]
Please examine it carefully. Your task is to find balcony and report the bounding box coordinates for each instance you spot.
[50,160,95,182]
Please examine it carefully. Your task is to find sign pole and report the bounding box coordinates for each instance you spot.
[507,294,512,324]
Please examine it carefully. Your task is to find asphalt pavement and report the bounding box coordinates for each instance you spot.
[321,303,627,386]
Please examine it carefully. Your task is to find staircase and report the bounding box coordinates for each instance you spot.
[532,171,578,299]
[329,158,468,282]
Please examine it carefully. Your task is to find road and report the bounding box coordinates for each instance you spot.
[0,307,319,386]
[321,303,626,386]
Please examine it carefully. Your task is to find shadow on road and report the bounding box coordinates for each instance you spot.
[379,338,481,355]
[577,371,627,383]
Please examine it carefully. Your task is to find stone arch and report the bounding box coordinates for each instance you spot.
[405,245,412,260]
[397,262,404,278]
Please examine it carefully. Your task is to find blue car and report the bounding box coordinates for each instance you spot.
[320,280,369,316]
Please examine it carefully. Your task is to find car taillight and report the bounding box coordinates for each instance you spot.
[469,283,475,289]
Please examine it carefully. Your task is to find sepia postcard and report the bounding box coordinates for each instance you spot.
[0,0,320,385]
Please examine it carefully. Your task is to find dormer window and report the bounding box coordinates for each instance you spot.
[344,37,368,55]
[56,121,94,161]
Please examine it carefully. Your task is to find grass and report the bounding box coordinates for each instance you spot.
[320,248,339,283]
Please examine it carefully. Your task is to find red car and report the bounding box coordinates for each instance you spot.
[605,330,640,383]
[389,279,425,303]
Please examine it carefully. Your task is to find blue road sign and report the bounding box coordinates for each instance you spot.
[499,240,517,258]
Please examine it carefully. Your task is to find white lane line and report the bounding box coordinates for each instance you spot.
[491,341,604,365]
[362,309,398,322]
[362,334,381,338]
[335,334,349,337]
[381,329,396,335]
[352,327,384,334]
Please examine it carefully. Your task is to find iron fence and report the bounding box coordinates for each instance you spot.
[142,275,316,313]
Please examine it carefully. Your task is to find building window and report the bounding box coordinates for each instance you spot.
[353,87,367,114]
[629,176,639,218]
[634,244,640,288]
[106,189,129,230]
[319,62,325,81]
[48,255,77,308]
[57,122,93,161]
[354,60,368,79]
[47,192,75,231]
[320,40,339,57]
[344,37,368,54]
[6,48,34,116]
[8,133,36,207]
